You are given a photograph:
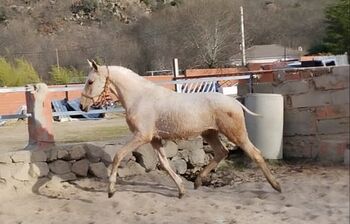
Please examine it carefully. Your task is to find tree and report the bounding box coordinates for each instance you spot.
[310,0,350,54]
[323,0,350,54]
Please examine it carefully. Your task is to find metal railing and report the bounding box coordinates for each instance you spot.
[0,74,253,121]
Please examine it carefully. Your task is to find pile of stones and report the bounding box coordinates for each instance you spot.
[0,138,219,187]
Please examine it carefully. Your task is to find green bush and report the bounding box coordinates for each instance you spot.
[0,7,7,23]
[71,0,99,14]
[49,65,85,85]
[0,58,41,87]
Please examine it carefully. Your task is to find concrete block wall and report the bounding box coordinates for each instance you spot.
[239,66,349,162]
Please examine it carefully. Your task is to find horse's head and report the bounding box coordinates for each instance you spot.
[80,59,109,112]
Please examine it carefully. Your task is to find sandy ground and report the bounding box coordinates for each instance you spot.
[0,118,349,224]
[0,164,348,224]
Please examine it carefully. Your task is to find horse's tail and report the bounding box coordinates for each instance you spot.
[234,99,262,117]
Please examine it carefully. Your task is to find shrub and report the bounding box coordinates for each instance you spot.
[0,58,41,87]
[49,65,85,85]
[71,0,99,14]
[0,7,7,23]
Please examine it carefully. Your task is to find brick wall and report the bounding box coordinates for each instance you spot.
[0,76,174,115]
[238,66,350,162]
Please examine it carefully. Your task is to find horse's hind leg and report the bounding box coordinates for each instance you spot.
[194,130,228,189]
[151,139,185,198]
[221,122,281,192]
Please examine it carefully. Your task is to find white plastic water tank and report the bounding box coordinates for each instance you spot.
[244,93,284,159]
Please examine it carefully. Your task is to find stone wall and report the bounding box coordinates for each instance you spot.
[0,138,214,186]
[238,66,350,162]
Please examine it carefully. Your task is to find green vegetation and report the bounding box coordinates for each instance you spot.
[71,0,99,14]
[49,65,85,85]
[0,58,41,87]
[0,7,7,23]
[309,0,350,54]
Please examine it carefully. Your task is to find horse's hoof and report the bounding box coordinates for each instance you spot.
[274,182,282,193]
[108,192,115,198]
[194,178,202,189]
[178,192,184,199]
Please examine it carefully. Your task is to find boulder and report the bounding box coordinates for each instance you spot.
[134,144,158,171]
[85,144,103,162]
[164,141,178,158]
[11,150,31,163]
[30,162,49,178]
[31,150,47,162]
[0,153,12,164]
[176,138,203,151]
[69,145,86,160]
[89,162,108,179]
[12,163,31,181]
[49,172,77,182]
[49,160,71,175]
[170,157,187,174]
[188,147,206,167]
[71,159,89,177]
[57,149,69,160]
[118,160,146,178]
[45,147,59,161]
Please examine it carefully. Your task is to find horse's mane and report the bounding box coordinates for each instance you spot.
[108,66,165,89]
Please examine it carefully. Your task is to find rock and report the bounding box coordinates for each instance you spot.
[164,141,178,158]
[69,145,86,160]
[118,160,146,178]
[11,150,31,163]
[0,153,12,164]
[134,144,158,171]
[89,162,108,179]
[12,163,31,181]
[49,160,71,175]
[170,157,187,174]
[177,138,203,151]
[30,162,49,178]
[57,149,69,160]
[71,159,89,177]
[177,149,190,162]
[49,172,77,182]
[85,144,103,162]
[101,152,113,165]
[0,164,12,179]
[31,150,47,162]
[188,148,206,167]
[45,147,58,161]
[57,172,77,181]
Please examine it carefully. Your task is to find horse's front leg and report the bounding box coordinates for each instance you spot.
[108,134,149,198]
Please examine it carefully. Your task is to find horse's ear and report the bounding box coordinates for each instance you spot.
[87,59,98,71]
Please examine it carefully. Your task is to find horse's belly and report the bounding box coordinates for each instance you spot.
[155,112,216,139]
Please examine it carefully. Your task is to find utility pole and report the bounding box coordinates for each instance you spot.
[240,6,246,66]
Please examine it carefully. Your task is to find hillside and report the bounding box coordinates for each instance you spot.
[0,0,333,82]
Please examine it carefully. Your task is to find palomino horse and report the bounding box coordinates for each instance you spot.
[80,60,281,198]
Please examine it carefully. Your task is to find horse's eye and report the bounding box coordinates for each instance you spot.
[88,80,94,85]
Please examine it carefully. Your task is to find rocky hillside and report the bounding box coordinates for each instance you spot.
[0,0,333,81]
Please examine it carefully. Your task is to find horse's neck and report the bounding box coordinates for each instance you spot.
[109,67,155,110]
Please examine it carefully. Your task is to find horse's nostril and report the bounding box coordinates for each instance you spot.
[79,104,84,111]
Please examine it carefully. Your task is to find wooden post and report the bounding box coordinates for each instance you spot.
[25,83,55,150]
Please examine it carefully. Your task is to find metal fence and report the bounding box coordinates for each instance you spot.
[0,74,254,122]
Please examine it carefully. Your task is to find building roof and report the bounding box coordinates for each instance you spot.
[231,44,304,65]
